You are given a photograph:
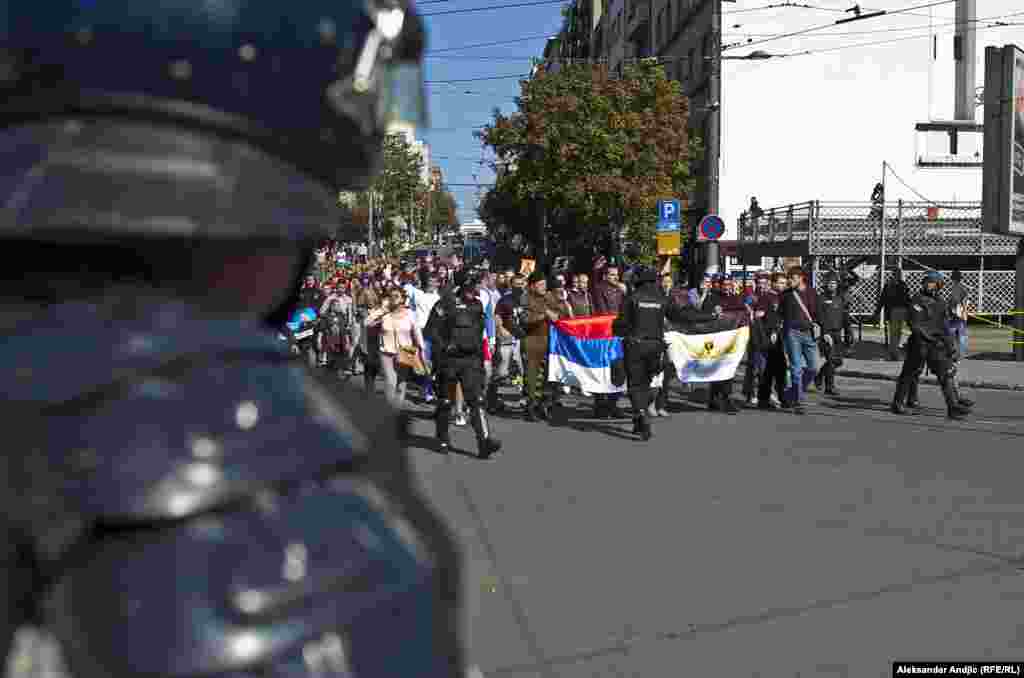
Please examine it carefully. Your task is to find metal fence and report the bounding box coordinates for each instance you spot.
[739,200,1020,256]
[738,200,1020,317]
[832,269,1018,317]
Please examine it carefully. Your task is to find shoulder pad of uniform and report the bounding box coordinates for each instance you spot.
[0,302,401,525]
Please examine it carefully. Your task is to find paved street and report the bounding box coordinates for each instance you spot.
[399,378,1024,677]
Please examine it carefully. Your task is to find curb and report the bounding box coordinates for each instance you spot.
[837,369,1024,392]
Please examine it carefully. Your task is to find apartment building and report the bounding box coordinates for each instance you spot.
[650,0,717,225]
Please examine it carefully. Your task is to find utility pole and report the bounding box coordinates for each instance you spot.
[953,0,977,123]
[367,191,375,258]
[702,0,724,280]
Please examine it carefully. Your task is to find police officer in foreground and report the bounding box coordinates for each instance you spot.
[0,2,467,676]
[426,271,503,458]
[613,267,669,441]
[891,272,973,420]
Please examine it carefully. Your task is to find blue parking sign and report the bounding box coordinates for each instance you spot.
[657,199,681,222]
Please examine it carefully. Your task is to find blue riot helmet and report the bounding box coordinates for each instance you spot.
[286,306,318,332]
[0,0,427,327]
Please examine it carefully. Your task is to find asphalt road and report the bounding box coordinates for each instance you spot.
[399,377,1024,678]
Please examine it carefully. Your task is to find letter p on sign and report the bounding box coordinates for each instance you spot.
[659,200,680,222]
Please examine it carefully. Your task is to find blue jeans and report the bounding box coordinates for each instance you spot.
[784,329,818,403]
[947,320,968,357]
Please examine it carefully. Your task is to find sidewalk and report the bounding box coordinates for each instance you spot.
[838,358,1024,391]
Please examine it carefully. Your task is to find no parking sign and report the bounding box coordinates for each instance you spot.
[698,215,725,241]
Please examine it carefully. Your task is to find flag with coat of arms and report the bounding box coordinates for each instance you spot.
[546,316,749,391]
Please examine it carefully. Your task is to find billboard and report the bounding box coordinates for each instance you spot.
[982,44,1024,236]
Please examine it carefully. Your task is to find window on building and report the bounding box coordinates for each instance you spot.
[666,1,673,41]
[702,31,714,62]
[656,9,663,47]
[688,47,695,79]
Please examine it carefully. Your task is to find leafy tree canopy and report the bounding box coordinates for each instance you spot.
[477,60,701,264]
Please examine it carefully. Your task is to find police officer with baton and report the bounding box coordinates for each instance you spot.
[891,272,973,420]
[426,270,503,458]
[613,267,669,441]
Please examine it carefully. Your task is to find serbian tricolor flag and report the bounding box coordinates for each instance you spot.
[547,316,628,394]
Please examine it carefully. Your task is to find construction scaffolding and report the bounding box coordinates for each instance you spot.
[737,200,1020,317]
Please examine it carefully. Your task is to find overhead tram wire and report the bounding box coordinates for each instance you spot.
[725,7,1024,38]
[723,0,957,51]
[779,13,1024,57]
[421,0,569,18]
[418,7,1024,66]
[426,12,1024,63]
[425,74,528,83]
[427,34,555,53]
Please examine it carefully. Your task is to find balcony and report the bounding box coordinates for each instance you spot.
[626,0,650,42]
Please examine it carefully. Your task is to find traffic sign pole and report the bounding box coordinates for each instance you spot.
[697,214,726,278]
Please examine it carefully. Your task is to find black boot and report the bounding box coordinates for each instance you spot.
[941,380,970,420]
[722,398,740,414]
[891,379,912,415]
[905,378,920,410]
[486,382,503,414]
[469,406,502,459]
[825,372,839,396]
[634,414,651,441]
[435,403,452,453]
[951,373,975,408]
[526,401,542,422]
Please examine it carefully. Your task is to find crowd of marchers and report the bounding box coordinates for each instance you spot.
[285,241,978,457]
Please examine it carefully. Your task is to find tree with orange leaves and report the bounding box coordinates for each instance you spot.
[477,60,700,263]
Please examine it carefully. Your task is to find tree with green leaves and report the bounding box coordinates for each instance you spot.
[477,60,701,266]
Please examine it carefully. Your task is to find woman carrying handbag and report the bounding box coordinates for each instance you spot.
[373,287,426,409]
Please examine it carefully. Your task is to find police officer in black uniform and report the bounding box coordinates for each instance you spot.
[891,272,973,420]
[613,267,669,441]
[0,1,468,675]
[426,271,503,458]
[814,273,847,396]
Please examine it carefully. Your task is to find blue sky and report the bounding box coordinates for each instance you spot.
[416,0,1024,232]
[419,0,567,223]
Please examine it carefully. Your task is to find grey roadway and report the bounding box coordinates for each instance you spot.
[398,378,1024,678]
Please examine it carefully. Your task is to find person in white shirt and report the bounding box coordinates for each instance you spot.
[413,272,442,402]
[476,270,501,397]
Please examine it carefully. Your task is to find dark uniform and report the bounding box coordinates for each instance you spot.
[613,269,668,440]
[814,275,847,396]
[425,273,503,458]
[891,272,973,419]
[0,0,466,675]
[753,294,788,407]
